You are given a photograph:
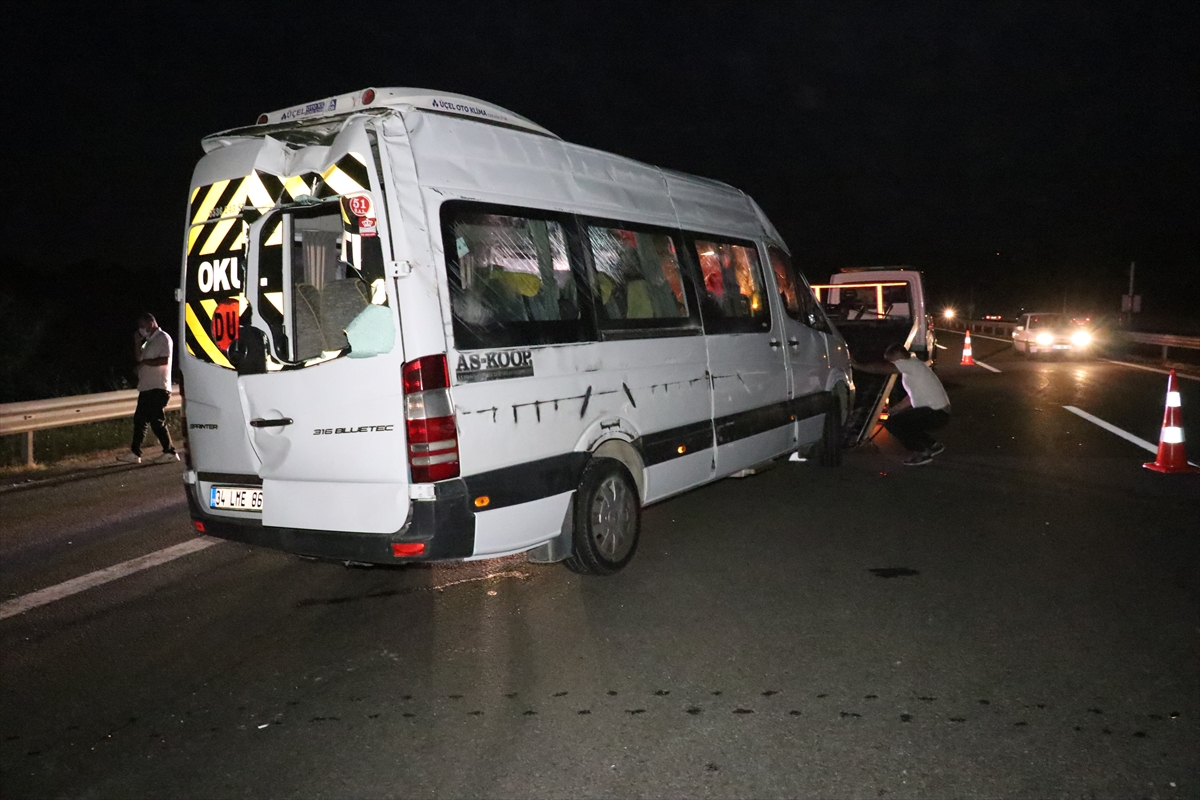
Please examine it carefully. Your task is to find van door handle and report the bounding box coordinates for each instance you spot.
[788,338,800,348]
[250,417,294,428]
[769,339,782,350]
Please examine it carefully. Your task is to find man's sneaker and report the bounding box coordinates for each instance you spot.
[926,442,946,457]
[116,452,142,464]
[903,453,933,466]
[154,451,180,464]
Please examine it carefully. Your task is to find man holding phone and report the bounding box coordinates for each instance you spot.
[117,313,178,464]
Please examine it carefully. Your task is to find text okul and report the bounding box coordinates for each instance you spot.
[197,257,242,294]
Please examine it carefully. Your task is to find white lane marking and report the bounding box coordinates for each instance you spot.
[0,537,220,621]
[1063,406,1159,454]
[1103,359,1200,382]
[935,343,948,350]
[974,359,1002,373]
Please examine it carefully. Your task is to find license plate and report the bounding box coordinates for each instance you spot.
[209,485,263,512]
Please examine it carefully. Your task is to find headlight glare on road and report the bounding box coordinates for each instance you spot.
[1035,333,1054,345]
[1071,330,1092,347]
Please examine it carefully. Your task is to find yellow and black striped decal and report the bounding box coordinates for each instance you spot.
[183,152,372,367]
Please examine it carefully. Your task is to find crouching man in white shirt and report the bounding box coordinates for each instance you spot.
[851,343,951,466]
[118,313,178,464]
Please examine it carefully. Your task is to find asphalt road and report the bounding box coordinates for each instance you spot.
[2,336,1198,799]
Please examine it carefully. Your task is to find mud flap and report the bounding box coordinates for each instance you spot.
[526,493,575,563]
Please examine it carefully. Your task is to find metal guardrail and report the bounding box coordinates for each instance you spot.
[1,387,180,468]
[942,319,1018,336]
[1121,331,1200,359]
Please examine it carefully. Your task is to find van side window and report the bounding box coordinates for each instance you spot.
[586,226,689,324]
[767,246,803,320]
[767,246,826,330]
[443,202,588,350]
[690,237,771,334]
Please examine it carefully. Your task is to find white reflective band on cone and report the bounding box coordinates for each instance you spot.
[1167,391,1181,408]
[1162,426,1184,444]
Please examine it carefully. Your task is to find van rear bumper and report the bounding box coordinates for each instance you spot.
[186,479,475,564]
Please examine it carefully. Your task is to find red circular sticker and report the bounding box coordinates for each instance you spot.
[211,299,240,352]
[347,195,372,217]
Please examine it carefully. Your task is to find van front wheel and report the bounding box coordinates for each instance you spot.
[564,458,640,576]
[817,395,844,467]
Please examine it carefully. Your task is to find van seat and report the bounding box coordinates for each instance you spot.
[498,271,542,298]
[626,279,654,318]
[294,283,327,358]
[320,279,370,350]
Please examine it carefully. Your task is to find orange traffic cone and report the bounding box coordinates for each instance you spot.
[1143,370,1198,473]
[960,330,976,366]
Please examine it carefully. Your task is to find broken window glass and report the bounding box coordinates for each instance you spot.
[444,204,588,350]
[588,226,689,323]
[254,201,390,366]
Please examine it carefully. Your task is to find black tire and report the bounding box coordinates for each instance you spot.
[817,394,844,467]
[564,458,641,576]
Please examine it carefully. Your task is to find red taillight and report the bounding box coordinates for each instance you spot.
[402,354,450,394]
[392,542,425,557]
[256,113,269,125]
[192,520,206,533]
[362,89,376,105]
[403,355,459,483]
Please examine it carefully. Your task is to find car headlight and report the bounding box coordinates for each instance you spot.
[1071,330,1092,347]
[1035,332,1054,345]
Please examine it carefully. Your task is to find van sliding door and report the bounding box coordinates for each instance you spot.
[689,235,791,474]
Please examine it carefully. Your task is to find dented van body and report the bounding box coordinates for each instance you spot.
[179,87,851,573]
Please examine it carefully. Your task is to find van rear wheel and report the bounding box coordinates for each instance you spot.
[564,458,640,575]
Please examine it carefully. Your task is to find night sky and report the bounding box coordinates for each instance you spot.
[4,1,1198,398]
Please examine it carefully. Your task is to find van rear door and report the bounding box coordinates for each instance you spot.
[234,120,409,534]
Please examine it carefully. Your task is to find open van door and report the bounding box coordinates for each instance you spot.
[231,120,410,534]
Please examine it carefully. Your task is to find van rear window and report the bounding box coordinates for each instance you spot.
[443,202,589,350]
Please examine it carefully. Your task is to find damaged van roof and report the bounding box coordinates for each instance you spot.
[202,87,558,149]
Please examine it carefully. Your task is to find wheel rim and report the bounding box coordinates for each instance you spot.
[590,474,636,562]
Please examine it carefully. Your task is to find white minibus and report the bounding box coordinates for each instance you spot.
[179,87,852,574]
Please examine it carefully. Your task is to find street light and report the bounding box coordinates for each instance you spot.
[943,308,956,320]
